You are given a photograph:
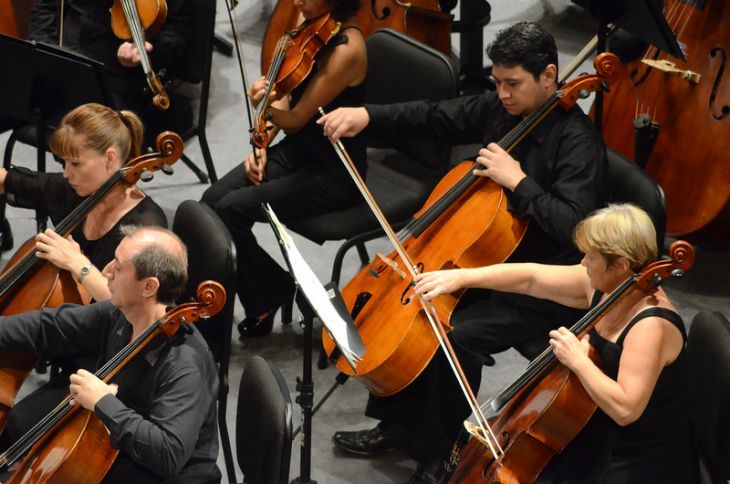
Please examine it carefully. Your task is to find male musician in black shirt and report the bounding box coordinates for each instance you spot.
[0,226,221,483]
[319,21,606,483]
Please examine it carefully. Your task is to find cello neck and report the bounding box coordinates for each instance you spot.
[0,169,126,298]
[402,91,562,240]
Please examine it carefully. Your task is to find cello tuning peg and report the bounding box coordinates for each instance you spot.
[161,164,174,175]
[578,89,590,99]
[139,169,154,182]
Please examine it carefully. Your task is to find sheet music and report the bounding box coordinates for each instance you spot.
[263,204,365,370]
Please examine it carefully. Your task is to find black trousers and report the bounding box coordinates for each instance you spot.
[365,289,586,460]
[201,140,360,316]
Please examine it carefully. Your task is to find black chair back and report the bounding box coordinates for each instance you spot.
[688,310,730,483]
[605,147,666,251]
[237,355,293,484]
[285,29,458,272]
[172,199,237,482]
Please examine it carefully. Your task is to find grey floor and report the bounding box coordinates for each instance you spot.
[2,0,729,483]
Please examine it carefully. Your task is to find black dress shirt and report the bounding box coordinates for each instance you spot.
[0,300,220,482]
[365,90,607,264]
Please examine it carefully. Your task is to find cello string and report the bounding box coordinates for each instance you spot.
[320,107,504,459]
[0,316,168,468]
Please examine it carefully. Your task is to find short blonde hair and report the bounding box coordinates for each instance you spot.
[49,103,144,163]
[573,203,658,272]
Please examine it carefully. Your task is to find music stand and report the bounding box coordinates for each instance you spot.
[0,34,115,230]
[262,203,365,484]
[571,0,684,131]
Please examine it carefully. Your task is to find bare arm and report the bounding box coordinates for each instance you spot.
[269,30,367,132]
[550,316,683,426]
[413,263,593,310]
[34,231,111,301]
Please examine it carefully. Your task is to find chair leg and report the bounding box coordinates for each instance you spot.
[3,130,18,169]
[180,152,210,184]
[217,381,237,483]
[198,125,218,183]
[355,242,369,267]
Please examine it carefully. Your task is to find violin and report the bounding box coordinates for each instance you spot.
[446,241,695,483]
[0,132,183,433]
[260,0,451,78]
[251,12,342,149]
[321,52,621,397]
[0,281,225,483]
[599,0,730,243]
[109,0,171,110]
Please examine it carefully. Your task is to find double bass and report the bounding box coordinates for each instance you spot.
[446,241,695,483]
[321,53,621,397]
[0,132,183,432]
[600,0,730,243]
[0,281,225,482]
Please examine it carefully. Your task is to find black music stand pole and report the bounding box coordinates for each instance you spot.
[262,204,364,484]
[291,292,318,484]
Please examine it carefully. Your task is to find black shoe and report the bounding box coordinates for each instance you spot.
[0,217,13,253]
[237,309,277,338]
[332,422,406,456]
[407,458,445,484]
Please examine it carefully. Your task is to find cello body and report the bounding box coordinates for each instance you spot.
[322,163,527,396]
[600,0,730,241]
[0,239,88,432]
[449,352,600,483]
[4,410,118,484]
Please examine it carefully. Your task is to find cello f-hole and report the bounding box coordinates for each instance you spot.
[481,431,511,480]
[709,47,730,120]
[369,0,391,21]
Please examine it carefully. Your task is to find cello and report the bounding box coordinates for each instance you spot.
[109,0,171,110]
[0,132,183,432]
[321,53,621,397]
[446,240,695,483]
[0,281,225,483]
[600,0,730,243]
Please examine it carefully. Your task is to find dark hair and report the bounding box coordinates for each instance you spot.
[329,0,361,22]
[486,21,558,80]
[121,226,189,305]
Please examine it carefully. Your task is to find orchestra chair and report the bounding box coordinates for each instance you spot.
[603,147,666,253]
[514,147,667,362]
[688,310,730,484]
[236,355,293,484]
[285,28,459,291]
[171,199,237,483]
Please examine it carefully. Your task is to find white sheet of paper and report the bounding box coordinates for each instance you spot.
[265,205,365,369]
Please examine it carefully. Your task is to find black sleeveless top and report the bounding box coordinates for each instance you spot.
[276,27,367,177]
[537,292,698,484]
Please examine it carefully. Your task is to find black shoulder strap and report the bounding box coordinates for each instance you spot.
[616,307,686,346]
